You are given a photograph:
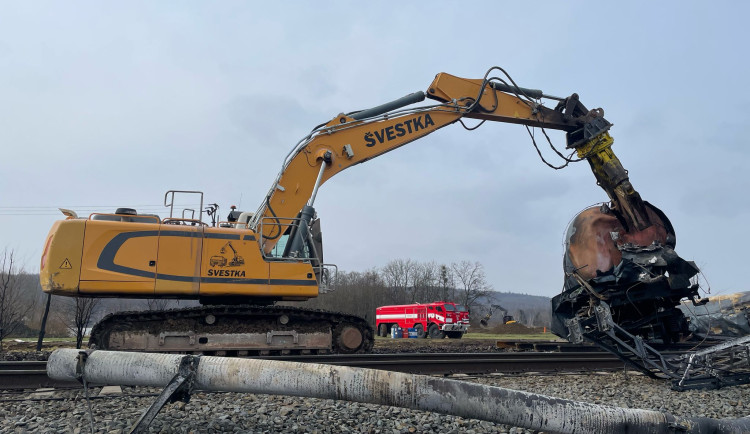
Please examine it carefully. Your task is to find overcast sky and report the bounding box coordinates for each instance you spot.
[1,2,748,298]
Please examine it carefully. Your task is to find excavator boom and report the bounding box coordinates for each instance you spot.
[257,73,583,247]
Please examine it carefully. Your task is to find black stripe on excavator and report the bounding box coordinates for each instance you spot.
[97,231,159,278]
[96,231,310,285]
[152,275,316,285]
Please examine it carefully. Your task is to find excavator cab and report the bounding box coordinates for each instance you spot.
[258,209,334,293]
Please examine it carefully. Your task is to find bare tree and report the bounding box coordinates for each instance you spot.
[64,297,101,349]
[451,260,492,309]
[515,308,528,326]
[381,259,417,304]
[410,261,440,303]
[438,264,455,301]
[287,269,389,326]
[144,298,173,311]
[530,310,549,328]
[0,250,35,351]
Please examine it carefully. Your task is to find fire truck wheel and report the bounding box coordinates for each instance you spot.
[378,323,388,337]
[414,323,426,339]
[428,323,445,339]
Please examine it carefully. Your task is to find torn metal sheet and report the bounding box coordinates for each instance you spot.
[680,292,750,338]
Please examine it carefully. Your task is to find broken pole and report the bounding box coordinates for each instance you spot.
[47,349,750,434]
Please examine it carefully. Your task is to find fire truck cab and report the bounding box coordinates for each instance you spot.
[375,301,469,339]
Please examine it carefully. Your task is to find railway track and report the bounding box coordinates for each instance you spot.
[1,351,629,390]
[0,361,80,390]
[261,351,628,375]
[495,339,719,353]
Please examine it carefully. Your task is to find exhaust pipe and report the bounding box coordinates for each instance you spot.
[48,349,750,434]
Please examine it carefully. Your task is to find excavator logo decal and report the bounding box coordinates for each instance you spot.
[364,113,435,147]
[208,242,245,276]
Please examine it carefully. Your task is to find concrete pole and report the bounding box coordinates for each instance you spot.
[48,349,750,434]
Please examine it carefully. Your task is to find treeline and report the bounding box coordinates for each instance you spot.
[286,259,552,328]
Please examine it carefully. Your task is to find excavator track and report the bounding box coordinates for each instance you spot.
[89,305,374,356]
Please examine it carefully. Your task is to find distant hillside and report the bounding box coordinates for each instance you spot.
[473,291,552,327]
[479,291,551,311]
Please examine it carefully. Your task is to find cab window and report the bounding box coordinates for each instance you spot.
[270,234,289,258]
[269,233,311,259]
[445,304,455,312]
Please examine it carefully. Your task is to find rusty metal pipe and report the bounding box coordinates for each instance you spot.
[48,349,750,434]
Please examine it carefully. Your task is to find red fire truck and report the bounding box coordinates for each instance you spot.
[375,301,470,339]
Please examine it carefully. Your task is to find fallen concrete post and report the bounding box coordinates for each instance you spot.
[48,349,750,434]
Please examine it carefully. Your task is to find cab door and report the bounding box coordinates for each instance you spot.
[405,307,415,328]
[155,225,204,295]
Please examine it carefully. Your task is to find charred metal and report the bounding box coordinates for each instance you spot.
[551,204,750,390]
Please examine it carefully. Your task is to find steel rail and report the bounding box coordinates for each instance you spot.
[0,361,81,389]
[1,351,629,390]
[258,351,627,375]
[494,340,719,353]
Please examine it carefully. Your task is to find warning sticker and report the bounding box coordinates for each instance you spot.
[60,259,72,269]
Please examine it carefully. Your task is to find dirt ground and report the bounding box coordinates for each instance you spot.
[0,340,73,361]
[373,323,549,353]
[372,336,505,353]
[478,323,546,335]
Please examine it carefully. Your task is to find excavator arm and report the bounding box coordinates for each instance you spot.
[246,67,709,370]
[251,68,649,258]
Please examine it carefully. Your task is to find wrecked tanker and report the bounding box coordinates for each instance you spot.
[551,204,750,390]
[552,203,701,345]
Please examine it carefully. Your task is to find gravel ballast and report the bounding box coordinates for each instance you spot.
[2,370,749,433]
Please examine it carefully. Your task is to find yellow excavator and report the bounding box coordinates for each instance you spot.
[480,304,516,327]
[40,66,696,355]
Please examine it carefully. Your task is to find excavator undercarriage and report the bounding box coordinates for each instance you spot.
[90,305,373,355]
